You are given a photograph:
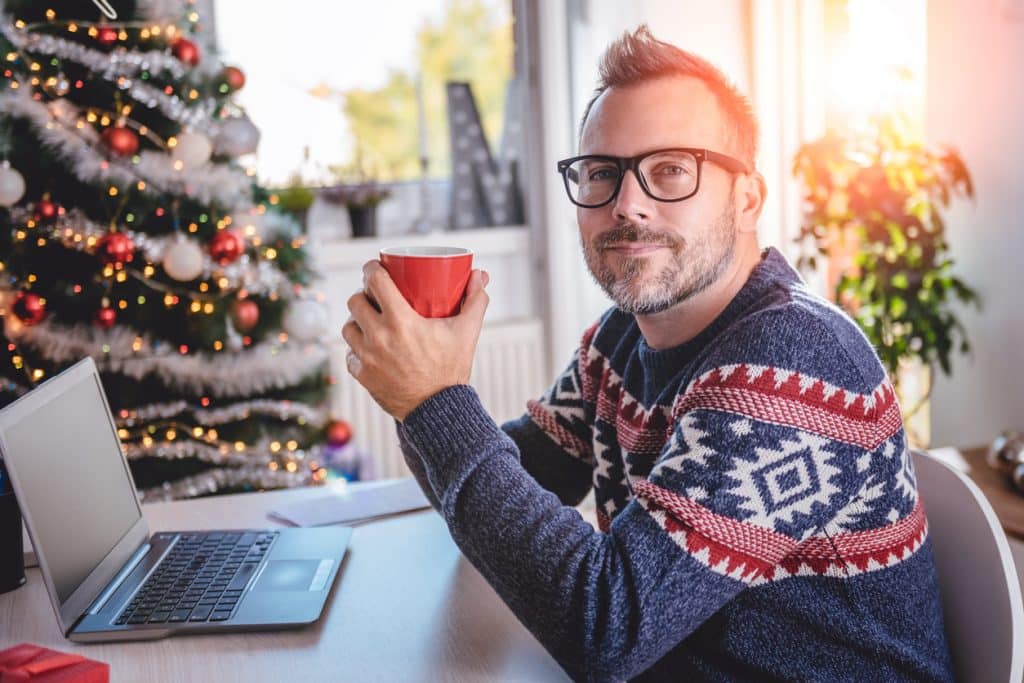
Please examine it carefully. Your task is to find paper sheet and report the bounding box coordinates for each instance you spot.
[926,446,971,473]
[268,478,431,527]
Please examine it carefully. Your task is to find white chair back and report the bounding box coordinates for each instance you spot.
[912,449,1024,683]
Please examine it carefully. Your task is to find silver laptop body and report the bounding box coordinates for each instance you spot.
[0,357,351,642]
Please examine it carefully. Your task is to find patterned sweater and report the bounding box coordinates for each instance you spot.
[397,248,952,682]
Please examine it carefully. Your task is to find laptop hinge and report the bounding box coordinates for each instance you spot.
[85,537,166,615]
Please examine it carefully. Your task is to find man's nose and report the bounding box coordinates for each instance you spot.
[612,170,652,222]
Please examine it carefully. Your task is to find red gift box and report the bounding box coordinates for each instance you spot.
[0,644,108,683]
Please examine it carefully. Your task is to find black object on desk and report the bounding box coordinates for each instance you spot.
[0,460,26,593]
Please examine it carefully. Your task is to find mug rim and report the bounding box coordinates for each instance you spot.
[379,246,473,258]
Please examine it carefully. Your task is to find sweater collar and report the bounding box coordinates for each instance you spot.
[636,247,798,374]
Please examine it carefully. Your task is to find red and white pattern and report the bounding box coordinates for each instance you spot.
[636,479,929,586]
[676,364,903,451]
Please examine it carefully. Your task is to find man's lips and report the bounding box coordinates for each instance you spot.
[602,242,669,256]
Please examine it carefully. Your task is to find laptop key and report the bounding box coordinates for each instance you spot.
[210,610,233,622]
[168,609,192,622]
[189,605,214,621]
[148,611,171,623]
[228,562,260,591]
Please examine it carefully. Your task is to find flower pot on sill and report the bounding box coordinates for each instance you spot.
[348,205,377,238]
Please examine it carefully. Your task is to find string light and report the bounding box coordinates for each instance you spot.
[270,441,281,453]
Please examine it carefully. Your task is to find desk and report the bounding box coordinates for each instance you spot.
[0,485,569,682]
[960,447,1024,541]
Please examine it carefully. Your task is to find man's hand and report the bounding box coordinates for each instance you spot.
[342,260,489,421]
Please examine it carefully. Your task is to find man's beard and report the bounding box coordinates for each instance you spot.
[582,197,738,315]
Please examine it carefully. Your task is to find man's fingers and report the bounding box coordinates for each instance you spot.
[340,317,364,352]
[363,261,412,316]
[459,269,490,323]
[347,289,380,326]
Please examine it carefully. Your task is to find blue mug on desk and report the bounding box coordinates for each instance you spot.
[0,460,26,593]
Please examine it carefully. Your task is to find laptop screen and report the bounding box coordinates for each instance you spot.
[3,369,142,602]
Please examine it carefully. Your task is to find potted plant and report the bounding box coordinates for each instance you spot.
[793,113,980,447]
[319,182,391,238]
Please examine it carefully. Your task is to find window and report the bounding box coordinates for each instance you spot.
[214,0,524,234]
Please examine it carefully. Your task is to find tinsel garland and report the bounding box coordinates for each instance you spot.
[137,0,192,23]
[3,19,188,80]
[139,462,317,502]
[1,20,224,132]
[0,89,252,208]
[4,318,330,397]
[123,434,318,466]
[121,398,328,427]
[11,207,294,297]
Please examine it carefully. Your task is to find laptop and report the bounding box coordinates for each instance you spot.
[0,357,351,643]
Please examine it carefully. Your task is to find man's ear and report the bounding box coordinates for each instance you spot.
[735,171,767,234]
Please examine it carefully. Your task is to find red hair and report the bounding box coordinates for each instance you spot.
[581,26,759,168]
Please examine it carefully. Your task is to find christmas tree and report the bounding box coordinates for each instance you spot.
[0,0,339,500]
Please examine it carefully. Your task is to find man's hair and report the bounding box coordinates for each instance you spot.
[580,26,759,169]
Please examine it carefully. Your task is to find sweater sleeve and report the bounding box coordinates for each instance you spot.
[399,324,894,681]
[505,321,602,506]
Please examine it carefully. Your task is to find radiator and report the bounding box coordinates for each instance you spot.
[328,317,548,479]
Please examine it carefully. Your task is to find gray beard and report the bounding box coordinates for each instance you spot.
[582,198,737,315]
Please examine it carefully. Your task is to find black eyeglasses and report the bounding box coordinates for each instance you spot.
[556,147,751,208]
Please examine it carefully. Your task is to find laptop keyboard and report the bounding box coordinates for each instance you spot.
[115,531,277,626]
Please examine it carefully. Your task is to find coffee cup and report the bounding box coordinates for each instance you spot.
[379,246,473,318]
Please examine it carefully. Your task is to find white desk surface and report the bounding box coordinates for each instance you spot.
[0,484,570,682]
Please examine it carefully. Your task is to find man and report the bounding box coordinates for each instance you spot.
[343,26,952,682]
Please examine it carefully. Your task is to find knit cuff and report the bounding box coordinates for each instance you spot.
[400,384,513,495]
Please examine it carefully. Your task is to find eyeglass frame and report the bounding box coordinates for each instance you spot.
[556,147,752,208]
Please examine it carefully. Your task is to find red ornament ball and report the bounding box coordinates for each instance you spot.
[97,232,135,266]
[102,126,139,157]
[326,420,352,447]
[230,299,259,331]
[209,229,245,265]
[36,199,58,221]
[171,37,201,66]
[93,305,117,329]
[96,26,119,46]
[223,66,246,91]
[12,291,46,326]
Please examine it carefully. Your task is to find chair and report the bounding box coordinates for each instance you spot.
[912,449,1024,683]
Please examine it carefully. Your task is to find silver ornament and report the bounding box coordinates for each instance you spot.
[283,299,329,342]
[214,116,260,157]
[171,131,213,169]
[987,430,1024,476]
[0,161,26,207]
[162,237,205,281]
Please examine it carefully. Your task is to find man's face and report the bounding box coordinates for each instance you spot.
[578,76,741,315]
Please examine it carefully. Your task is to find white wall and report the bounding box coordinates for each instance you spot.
[926,0,1024,447]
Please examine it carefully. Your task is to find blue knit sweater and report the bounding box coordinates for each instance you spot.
[397,248,953,681]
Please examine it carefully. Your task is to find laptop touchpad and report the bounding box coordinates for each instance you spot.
[252,560,321,592]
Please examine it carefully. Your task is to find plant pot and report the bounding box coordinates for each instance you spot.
[348,205,377,238]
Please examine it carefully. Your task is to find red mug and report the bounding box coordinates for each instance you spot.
[379,246,474,318]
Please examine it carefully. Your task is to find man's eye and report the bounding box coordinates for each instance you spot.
[588,167,618,181]
[651,163,691,177]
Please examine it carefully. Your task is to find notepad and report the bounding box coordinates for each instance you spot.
[268,477,431,527]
